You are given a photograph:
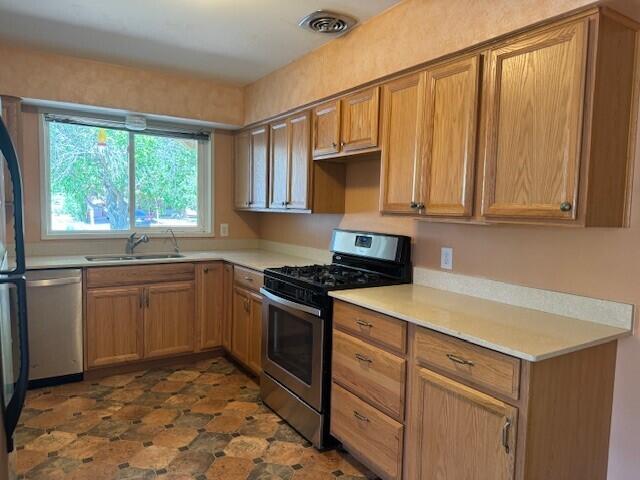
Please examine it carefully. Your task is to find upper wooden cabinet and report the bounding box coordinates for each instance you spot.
[269,112,312,211]
[312,100,340,157]
[269,120,290,209]
[482,20,587,221]
[422,55,479,216]
[380,56,480,217]
[482,13,637,226]
[380,73,426,214]
[312,87,380,159]
[341,87,380,152]
[235,126,269,210]
[234,131,251,209]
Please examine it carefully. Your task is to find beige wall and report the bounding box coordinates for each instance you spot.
[19,108,260,254]
[0,41,244,126]
[251,1,640,478]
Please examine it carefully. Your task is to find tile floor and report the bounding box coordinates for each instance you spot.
[15,357,377,479]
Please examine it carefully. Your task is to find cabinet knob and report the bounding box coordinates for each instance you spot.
[560,201,572,212]
[340,141,345,147]
[410,202,418,209]
[416,203,425,209]
[203,267,209,273]
[332,142,337,148]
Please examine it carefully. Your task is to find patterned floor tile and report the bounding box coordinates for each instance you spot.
[16,356,377,479]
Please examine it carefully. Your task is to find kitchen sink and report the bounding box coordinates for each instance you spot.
[85,253,185,262]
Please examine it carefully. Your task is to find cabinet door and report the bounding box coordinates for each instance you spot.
[246,291,263,375]
[341,86,380,152]
[380,73,427,214]
[406,367,517,480]
[144,281,195,358]
[197,262,223,350]
[288,112,311,210]
[86,287,144,368]
[312,100,340,157]
[269,120,289,209]
[482,20,588,220]
[231,287,250,365]
[222,263,234,350]
[234,131,252,209]
[250,126,269,209]
[422,56,480,216]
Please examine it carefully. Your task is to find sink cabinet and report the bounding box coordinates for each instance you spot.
[86,286,144,368]
[85,263,197,369]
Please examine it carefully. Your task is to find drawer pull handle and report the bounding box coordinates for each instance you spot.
[502,418,512,454]
[446,353,474,367]
[355,353,372,364]
[353,410,369,422]
[244,276,254,282]
[355,319,373,328]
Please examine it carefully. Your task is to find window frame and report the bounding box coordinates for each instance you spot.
[40,114,213,239]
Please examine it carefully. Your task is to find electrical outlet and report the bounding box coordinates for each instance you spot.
[441,247,453,270]
[220,223,229,237]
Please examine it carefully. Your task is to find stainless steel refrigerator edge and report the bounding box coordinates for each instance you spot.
[0,105,29,480]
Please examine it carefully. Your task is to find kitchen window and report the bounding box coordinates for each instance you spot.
[41,113,211,237]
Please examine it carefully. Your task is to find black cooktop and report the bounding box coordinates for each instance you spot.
[266,263,394,290]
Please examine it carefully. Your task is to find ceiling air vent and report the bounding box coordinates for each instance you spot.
[298,10,357,34]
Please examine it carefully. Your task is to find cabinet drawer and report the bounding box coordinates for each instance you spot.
[334,300,407,353]
[233,266,264,292]
[332,329,406,420]
[331,382,403,480]
[414,327,520,400]
[86,263,195,288]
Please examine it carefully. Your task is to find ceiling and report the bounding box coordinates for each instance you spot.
[0,0,400,85]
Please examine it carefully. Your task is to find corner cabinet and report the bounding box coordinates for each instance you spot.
[234,126,268,210]
[312,86,380,159]
[197,262,224,351]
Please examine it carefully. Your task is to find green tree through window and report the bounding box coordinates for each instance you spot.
[47,121,201,232]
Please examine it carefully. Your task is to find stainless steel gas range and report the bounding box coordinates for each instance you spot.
[260,229,411,448]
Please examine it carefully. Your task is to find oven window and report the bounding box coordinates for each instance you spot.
[268,306,313,385]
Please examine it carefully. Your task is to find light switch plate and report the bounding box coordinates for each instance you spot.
[220,223,229,237]
[441,247,453,270]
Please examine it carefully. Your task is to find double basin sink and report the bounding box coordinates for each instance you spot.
[85,253,185,262]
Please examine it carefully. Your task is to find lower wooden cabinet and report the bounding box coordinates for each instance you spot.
[197,262,224,350]
[86,286,144,368]
[332,299,618,480]
[247,290,263,374]
[144,281,195,358]
[232,287,251,366]
[331,383,403,480]
[221,263,234,350]
[231,286,263,375]
[405,367,517,480]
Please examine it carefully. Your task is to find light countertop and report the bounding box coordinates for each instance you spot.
[329,284,631,362]
[25,249,319,272]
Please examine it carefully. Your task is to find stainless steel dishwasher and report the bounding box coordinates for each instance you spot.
[26,269,83,386]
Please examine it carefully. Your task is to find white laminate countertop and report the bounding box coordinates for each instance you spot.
[25,249,319,272]
[329,284,632,362]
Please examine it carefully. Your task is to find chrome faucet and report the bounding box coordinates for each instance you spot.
[166,228,180,254]
[125,232,149,254]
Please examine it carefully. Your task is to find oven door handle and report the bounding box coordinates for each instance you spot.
[260,288,322,317]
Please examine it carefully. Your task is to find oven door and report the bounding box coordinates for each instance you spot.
[260,288,324,412]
